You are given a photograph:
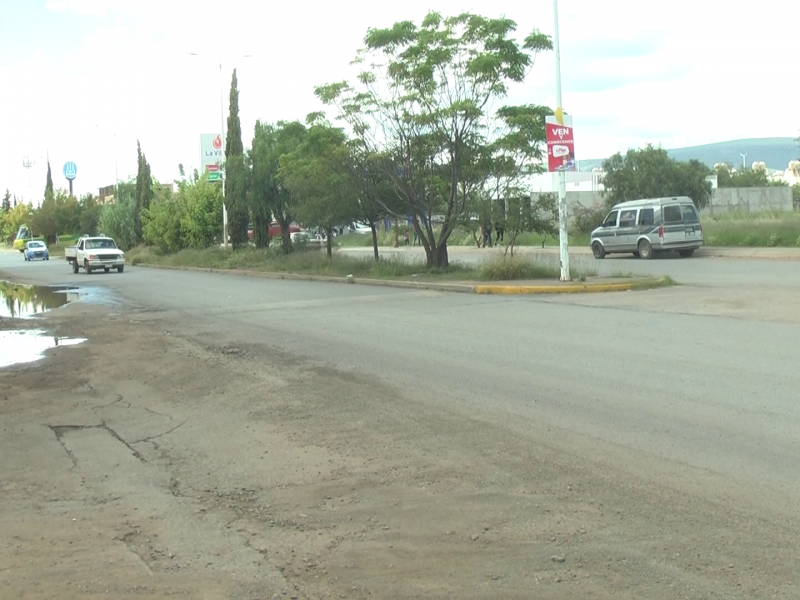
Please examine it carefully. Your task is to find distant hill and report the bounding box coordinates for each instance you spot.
[578,137,800,172]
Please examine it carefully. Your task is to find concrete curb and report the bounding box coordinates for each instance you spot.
[473,279,666,295]
[135,263,667,295]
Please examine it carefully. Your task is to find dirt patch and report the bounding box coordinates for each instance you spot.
[1,302,798,599]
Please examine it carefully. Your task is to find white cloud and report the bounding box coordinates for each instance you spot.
[2,0,799,201]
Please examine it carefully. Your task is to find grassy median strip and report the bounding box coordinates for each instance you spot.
[127,246,604,282]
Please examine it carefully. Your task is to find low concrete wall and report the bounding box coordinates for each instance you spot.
[528,188,794,216]
[705,187,793,214]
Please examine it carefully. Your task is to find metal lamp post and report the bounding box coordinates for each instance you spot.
[188,53,253,249]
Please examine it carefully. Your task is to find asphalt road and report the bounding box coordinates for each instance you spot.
[3,248,800,497]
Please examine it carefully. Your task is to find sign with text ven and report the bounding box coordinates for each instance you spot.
[200,133,223,181]
[545,115,576,173]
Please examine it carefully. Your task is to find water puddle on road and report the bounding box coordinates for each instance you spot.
[0,280,80,318]
[0,330,86,368]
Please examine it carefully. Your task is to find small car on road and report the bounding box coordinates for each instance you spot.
[23,240,49,261]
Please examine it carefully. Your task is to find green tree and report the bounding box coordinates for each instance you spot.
[179,174,223,249]
[602,144,712,208]
[142,197,184,253]
[225,68,249,249]
[279,118,359,257]
[98,189,137,250]
[249,120,305,253]
[1,202,33,244]
[44,160,54,205]
[316,11,553,268]
[134,141,154,244]
[79,192,101,236]
[2,189,11,214]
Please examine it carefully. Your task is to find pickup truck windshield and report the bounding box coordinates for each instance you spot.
[85,239,117,250]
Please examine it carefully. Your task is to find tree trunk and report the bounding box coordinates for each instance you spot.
[278,217,292,254]
[370,225,379,262]
[253,214,270,249]
[325,226,333,258]
[425,241,449,269]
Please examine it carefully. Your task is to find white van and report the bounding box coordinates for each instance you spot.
[590,196,704,260]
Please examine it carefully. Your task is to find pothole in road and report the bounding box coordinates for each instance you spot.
[0,280,81,318]
[0,329,86,369]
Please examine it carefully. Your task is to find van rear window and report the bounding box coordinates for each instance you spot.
[681,204,700,223]
[663,205,682,224]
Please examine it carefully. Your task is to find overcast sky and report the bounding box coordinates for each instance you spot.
[2,0,798,200]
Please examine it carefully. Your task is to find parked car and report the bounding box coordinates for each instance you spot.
[269,221,301,237]
[590,196,704,260]
[23,240,49,261]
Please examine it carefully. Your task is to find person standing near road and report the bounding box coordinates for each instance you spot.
[404,229,410,247]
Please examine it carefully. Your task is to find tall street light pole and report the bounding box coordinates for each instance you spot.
[740,153,748,170]
[554,0,570,281]
[189,53,252,249]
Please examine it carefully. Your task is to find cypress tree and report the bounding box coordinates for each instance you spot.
[134,141,154,244]
[1,189,10,213]
[224,69,249,248]
[44,160,54,205]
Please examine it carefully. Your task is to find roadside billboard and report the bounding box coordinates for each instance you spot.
[546,114,576,173]
[200,134,223,181]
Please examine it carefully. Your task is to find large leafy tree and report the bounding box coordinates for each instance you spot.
[249,120,306,253]
[316,11,553,268]
[134,141,154,243]
[225,68,249,249]
[602,144,712,208]
[279,117,359,257]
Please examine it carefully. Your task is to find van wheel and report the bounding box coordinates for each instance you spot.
[678,249,695,258]
[638,239,654,260]
[591,242,606,259]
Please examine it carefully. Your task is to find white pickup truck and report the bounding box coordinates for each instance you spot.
[65,235,125,274]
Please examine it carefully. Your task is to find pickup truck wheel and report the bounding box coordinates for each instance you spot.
[104,267,110,273]
[117,266,124,273]
[84,260,92,274]
[72,260,79,274]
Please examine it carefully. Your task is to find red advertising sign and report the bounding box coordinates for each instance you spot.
[546,115,576,173]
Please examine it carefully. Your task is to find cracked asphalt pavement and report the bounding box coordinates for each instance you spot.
[2,251,800,599]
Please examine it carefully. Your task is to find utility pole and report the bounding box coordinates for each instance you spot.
[554,0,570,281]
[219,62,229,249]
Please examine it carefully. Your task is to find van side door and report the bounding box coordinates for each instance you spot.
[660,204,685,248]
[597,210,620,250]
[616,208,639,251]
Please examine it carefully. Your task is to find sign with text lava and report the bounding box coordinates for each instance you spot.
[545,115,576,173]
[200,133,223,181]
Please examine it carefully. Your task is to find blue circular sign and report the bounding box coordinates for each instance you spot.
[63,161,77,180]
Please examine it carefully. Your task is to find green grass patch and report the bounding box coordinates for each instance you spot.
[702,210,800,247]
[477,255,596,281]
[128,245,599,282]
